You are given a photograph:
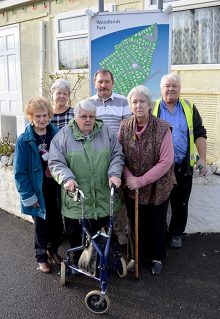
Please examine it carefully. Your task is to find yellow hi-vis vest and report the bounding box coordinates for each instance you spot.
[153,97,195,167]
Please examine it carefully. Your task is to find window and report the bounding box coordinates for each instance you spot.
[172,6,220,64]
[55,11,89,70]
[55,4,114,71]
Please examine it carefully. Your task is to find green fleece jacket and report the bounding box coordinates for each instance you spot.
[48,119,124,219]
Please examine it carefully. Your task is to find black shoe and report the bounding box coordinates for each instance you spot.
[47,251,63,265]
[151,261,163,275]
[170,236,183,248]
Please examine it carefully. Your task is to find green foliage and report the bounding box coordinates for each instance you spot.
[0,134,15,156]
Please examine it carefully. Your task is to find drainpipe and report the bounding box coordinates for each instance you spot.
[98,0,104,12]
[158,0,163,10]
[40,21,47,96]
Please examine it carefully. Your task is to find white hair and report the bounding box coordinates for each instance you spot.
[127,85,152,110]
[50,79,71,95]
[160,73,181,88]
[74,99,96,117]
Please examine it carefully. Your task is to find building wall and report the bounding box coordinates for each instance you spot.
[172,68,220,163]
[0,0,141,107]
[0,0,220,162]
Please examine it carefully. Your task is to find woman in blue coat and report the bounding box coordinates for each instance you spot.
[14,97,63,273]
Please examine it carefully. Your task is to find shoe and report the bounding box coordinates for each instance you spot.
[38,262,52,273]
[127,259,135,272]
[170,236,183,248]
[151,261,163,275]
[47,251,63,265]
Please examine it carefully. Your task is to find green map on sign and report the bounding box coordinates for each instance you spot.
[99,24,158,96]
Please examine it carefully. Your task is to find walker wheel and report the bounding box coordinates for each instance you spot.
[85,290,110,314]
[61,261,66,286]
[116,256,127,278]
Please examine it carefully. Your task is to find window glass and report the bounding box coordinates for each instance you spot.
[58,37,88,70]
[172,6,220,64]
[56,13,88,70]
[58,16,88,33]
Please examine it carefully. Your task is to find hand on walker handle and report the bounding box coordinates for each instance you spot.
[109,176,121,188]
[64,179,78,192]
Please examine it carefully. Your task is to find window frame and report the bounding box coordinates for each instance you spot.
[145,0,220,11]
[55,9,89,72]
[55,3,115,73]
[144,0,220,68]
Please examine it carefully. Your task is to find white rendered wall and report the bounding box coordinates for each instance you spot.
[0,167,219,232]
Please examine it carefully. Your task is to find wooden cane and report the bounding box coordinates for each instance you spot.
[134,189,139,279]
[127,217,130,261]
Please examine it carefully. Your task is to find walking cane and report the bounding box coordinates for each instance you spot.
[134,189,139,279]
[127,217,130,261]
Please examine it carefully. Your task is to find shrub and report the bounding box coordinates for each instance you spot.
[0,134,15,157]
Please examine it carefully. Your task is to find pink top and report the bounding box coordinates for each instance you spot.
[123,129,174,189]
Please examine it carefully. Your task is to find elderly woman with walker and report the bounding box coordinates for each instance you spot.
[119,85,176,276]
[48,99,126,313]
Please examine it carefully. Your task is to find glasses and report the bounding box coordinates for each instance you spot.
[79,115,95,120]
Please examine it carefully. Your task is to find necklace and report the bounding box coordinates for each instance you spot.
[34,129,47,148]
[39,133,47,147]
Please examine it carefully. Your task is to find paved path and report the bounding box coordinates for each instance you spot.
[1,209,220,319]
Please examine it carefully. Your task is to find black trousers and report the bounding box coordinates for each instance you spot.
[64,216,110,249]
[125,195,169,262]
[33,187,63,263]
[169,165,193,237]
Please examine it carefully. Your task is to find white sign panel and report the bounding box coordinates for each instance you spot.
[89,10,171,99]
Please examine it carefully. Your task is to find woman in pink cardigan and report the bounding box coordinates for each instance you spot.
[119,85,175,275]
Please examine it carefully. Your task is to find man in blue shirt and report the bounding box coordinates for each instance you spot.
[153,73,207,248]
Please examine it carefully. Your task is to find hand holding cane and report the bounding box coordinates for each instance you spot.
[134,189,139,279]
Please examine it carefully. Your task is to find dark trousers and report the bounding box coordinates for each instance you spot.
[125,195,169,262]
[33,199,63,263]
[64,216,110,249]
[169,165,193,237]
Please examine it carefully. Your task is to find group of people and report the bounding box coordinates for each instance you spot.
[14,69,207,276]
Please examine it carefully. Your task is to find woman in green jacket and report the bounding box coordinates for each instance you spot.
[48,99,124,253]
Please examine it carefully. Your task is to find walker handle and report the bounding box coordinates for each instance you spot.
[66,188,85,219]
[110,183,118,199]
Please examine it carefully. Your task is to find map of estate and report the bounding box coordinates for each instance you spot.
[99,24,158,96]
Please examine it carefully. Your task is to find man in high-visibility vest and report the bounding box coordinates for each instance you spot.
[153,73,207,248]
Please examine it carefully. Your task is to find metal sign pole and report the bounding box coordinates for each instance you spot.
[98,0,104,12]
[158,0,163,10]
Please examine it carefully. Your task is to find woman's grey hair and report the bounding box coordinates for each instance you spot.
[74,99,96,118]
[160,73,181,88]
[50,79,71,95]
[127,85,152,110]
